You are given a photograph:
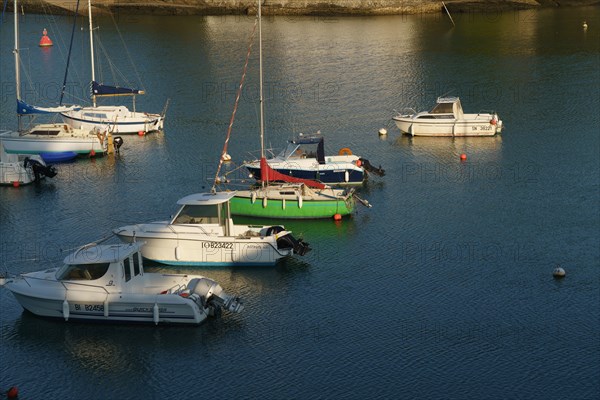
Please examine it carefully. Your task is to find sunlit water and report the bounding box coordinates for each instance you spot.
[1,7,599,399]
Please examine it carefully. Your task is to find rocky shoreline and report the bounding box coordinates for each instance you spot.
[12,0,600,16]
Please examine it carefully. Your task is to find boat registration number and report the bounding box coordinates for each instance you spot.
[202,242,233,249]
[472,125,493,131]
[75,304,104,312]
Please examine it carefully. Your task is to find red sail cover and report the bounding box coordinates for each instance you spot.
[260,158,326,189]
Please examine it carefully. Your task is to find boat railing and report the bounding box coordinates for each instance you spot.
[395,107,417,116]
[60,280,110,294]
[20,275,110,294]
[168,223,212,236]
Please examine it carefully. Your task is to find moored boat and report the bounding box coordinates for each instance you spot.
[0,242,243,325]
[113,191,310,267]
[393,96,502,137]
[244,132,385,186]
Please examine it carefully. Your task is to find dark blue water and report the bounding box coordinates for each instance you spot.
[1,7,599,399]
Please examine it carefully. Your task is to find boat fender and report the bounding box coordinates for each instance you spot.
[104,300,109,317]
[355,159,362,167]
[62,299,70,321]
[251,192,257,204]
[153,303,159,325]
[490,115,498,125]
[175,246,181,261]
[263,196,268,208]
[282,198,286,209]
[338,147,352,156]
[344,170,349,182]
[297,194,303,209]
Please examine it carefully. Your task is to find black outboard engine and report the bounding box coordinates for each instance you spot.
[267,226,311,256]
[113,136,124,153]
[23,157,57,181]
[359,158,385,177]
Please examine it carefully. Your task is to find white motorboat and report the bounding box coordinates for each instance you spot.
[0,145,56,186]
[244,133,385,186]
[113,191,310,266]
[60,1,164,134]
[0,242,243,325]
[393,96,503,137]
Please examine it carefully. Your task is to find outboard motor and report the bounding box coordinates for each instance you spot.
[113,136,124,153]
[267,226,311,256]
[23,157,57,181]
[187,278,244,316]
[359,158,385,177]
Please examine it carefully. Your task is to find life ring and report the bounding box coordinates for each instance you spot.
[338,147,352,156]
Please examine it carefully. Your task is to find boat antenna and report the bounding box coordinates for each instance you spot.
[210,14,259,193]
[59,0,80,105]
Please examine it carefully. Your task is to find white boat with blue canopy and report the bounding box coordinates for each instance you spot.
[0,242,243,325]
[113,191,310,266]
[59,0,164,134]
[244,132,385,186]
[393,96,503,137]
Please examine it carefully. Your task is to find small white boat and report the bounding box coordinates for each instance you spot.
[0,125,107,156]
[393,96,502,137]
[0,242,243,325]
[1,139,57,186]
[113,191,310,266]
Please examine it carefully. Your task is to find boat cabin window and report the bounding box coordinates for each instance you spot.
[124,257,132,282]
[173,204,220,224]
[430,102,454,114]
[58,263,110,281]
[133,252,141,276]
[83,112,108,119]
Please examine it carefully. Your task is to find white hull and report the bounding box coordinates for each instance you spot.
[115,226,291,266]
[1,243,243,325]
[61,107,163,134]
[0,160,34,185]
[0,125,105,155]
[393,115,502,137]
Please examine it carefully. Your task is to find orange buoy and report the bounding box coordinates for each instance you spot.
[460,153,467,161]
[39,28,53,47]
[7,386,19,399]
[138,131,145,136]
[12,181,20,188]
[333,213,342,221]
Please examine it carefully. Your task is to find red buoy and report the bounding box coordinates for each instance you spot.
[138,131,145,136]
[460,153,467,161]
[90,149,96,157]
[7,386,19,399]
[333,213,342,221]
[39,28,53,47]
[12,181,20,188]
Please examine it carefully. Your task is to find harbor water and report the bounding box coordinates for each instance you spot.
[1,6,599,399]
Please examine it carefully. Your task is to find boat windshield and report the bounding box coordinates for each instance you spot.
[57,263,110,281]
[430,102,455,114]
[277,142,301,160]
[173,204,220,224]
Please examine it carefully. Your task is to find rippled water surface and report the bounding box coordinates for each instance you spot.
[1,6,599,399]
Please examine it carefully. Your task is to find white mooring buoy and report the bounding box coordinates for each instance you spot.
[378,127,387,136]
[553,265,566,278]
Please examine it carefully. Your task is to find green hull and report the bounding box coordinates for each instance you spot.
[230,195,355,219]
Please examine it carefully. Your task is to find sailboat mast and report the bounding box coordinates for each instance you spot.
[13,0,21,130]
[13,0,20,101]
[88,0,96,107]
[258,0,265,160]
